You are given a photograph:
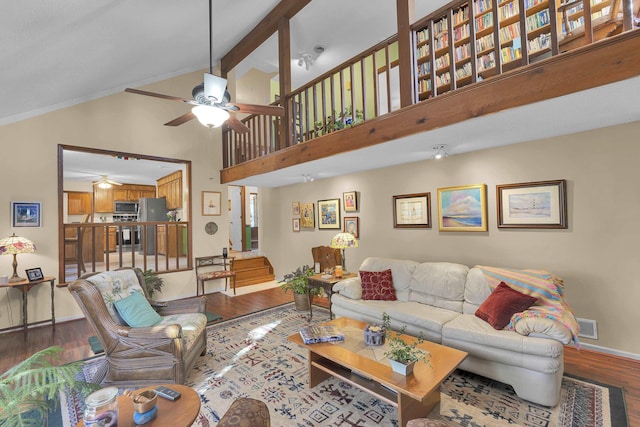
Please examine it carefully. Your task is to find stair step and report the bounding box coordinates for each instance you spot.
[232,255,275,288]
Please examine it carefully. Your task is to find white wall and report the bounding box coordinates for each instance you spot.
[259,121,640,355]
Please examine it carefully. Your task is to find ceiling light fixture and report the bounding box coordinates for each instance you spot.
[302,174,314,183]
[298,53,314,70]
[192,105,230,128]
[432,144,448,159]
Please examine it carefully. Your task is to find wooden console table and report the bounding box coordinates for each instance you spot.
[307,272,356,321]
[0,276,56,338]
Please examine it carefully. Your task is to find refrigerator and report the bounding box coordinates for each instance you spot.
[138,197,168,255]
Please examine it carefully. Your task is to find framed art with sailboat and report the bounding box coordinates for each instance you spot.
[497,179,567,229]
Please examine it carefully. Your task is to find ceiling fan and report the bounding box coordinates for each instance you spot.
[94,175,123,189]
[124,0,283,133]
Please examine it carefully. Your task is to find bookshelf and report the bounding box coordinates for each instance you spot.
[557,0,619,51]
[413,0,559,101]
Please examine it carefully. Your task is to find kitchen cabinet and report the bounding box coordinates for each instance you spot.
[104,226,117,252]
[157,171,182,210]
[64,225,105,263]
[67,192,92,215]
[113,184,156,202]
[94,186,114,213]
[157,224,186,257]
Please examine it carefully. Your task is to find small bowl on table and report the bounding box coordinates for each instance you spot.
[133,390,158,414]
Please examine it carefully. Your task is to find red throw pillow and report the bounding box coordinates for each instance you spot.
[360,269,396,301]
[475,282,537,329]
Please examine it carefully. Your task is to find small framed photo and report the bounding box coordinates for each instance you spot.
[25,267,44,282]
[292,202,300,216]
[318,198,341,229]
[393,193,431,228]
[11,202,41,228]
[496,179,567,229]
[344,217,359,238]
[437,184,488,232]
[292,218,300,232]
[202,191,222,216]
[300,203,315,229]
[343,191,358,212]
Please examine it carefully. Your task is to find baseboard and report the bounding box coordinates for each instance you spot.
[573,342,640,361]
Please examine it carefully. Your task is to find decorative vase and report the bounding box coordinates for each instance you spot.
[293,292,310,311]
[363,325,386,346]
[389,359,416,375]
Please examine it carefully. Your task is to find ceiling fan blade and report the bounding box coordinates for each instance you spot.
[226,103,284,117]
[226,115,251,134]
[124,88,198,106]
[164,111,196,126]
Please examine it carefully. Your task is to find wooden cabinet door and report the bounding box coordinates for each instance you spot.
[113,188,128,201]
[94,187,114,213]
[157,226,167,255]
[105,227,117,252]
[67,192,92,215]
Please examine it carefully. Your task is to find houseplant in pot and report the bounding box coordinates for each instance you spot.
[382,313,431,375]
[280,265,319,311]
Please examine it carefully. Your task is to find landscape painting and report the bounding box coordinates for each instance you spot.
[437,184,487,232]
[497,180,567,228]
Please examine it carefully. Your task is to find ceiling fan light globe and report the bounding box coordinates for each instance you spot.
[98,181,112,189]
[192,105,230,128]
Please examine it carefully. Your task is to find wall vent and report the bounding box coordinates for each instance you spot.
[577,318,598,339]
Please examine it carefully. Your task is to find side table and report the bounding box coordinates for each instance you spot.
[307,272,356,321]
[0,276,56,339]
[75,384,200,427]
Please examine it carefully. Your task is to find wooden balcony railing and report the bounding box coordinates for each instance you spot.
[222,0,637,169]
[62,221,190,283]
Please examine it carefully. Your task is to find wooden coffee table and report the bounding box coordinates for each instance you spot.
[288,317,467,427]
[75,384,200,427]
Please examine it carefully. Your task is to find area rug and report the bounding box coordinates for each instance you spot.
[62,304,627,427]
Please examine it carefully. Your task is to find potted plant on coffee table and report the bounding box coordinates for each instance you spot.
[382,313,431,375]
[280,265,319,311]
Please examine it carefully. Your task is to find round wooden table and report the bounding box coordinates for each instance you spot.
[76,384,200,427]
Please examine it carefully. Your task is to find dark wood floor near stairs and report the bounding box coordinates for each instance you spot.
[0,287,638,425]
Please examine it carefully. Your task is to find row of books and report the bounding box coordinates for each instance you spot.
[526,9,550,32]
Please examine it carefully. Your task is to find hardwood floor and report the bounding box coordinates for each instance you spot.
[1,287,638,425]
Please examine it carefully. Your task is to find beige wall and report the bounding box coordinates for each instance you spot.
[0,70,231,330]
[259,122,640,355]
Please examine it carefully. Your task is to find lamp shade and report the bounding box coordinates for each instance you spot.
[330,232,359,249]
[192,105,230,128]
[0,233,37,282]
[0,233,37,255]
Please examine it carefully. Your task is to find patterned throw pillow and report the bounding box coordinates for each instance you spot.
[360,269,396,301]
[475,282,537,329]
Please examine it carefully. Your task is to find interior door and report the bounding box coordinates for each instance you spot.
[229,186,243,251]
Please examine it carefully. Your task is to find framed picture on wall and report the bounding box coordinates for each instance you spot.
[292,202,300,216]
[437,184,488,232]
[292,218,300,232]
[318,198,341,229]
[344,216,359,238]
[496,179,567,228]
[202,191,222,216]
[343,191,358,212]
[393,193,431,228]
[11,202,41,227]
[300,203,315,229]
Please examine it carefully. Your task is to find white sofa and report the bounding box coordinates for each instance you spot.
[331,257,578,407]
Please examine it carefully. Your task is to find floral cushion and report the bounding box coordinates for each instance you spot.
[87,270,145,323]
[157,313,207,350]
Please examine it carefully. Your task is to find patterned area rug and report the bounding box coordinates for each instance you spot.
[62,304,627,427]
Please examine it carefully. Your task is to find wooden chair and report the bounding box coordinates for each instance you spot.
[195,255,236,295]
[311,246,342,273]
[64,214,91,276]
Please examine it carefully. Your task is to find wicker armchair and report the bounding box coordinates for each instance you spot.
[69,268,207,388]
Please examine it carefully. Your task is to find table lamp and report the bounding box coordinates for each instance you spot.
[0,233,37,282]
[330,232,358,273]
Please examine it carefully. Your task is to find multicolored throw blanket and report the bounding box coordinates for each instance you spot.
[477,265,580,346]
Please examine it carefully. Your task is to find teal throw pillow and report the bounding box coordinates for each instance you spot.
[113,291,161,327]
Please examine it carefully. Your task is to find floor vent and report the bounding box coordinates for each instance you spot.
[577,318,598,339]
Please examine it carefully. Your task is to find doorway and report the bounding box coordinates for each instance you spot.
[228,186,259,252]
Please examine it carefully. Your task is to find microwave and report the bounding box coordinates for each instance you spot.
[114,201,138,214]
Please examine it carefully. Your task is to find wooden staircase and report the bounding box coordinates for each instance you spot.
[233,256,275,288]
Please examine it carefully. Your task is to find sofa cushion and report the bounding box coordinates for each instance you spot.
[475,282,537,329]
[157,313,207,351]
[360,269,396,301]
[409,262,468,312]
[358,257,419,301]
[332,277,362,299]
[113,291,162,327]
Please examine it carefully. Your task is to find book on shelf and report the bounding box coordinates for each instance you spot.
[299,325,345,344]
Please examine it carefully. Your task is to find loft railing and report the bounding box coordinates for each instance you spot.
[62,221,190,283]
[222,0,635,168]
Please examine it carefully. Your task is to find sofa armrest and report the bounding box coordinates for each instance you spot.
[122,324,182,339]
[513,317,573,345]
[333,277,362,300]
[154,296,207,316]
